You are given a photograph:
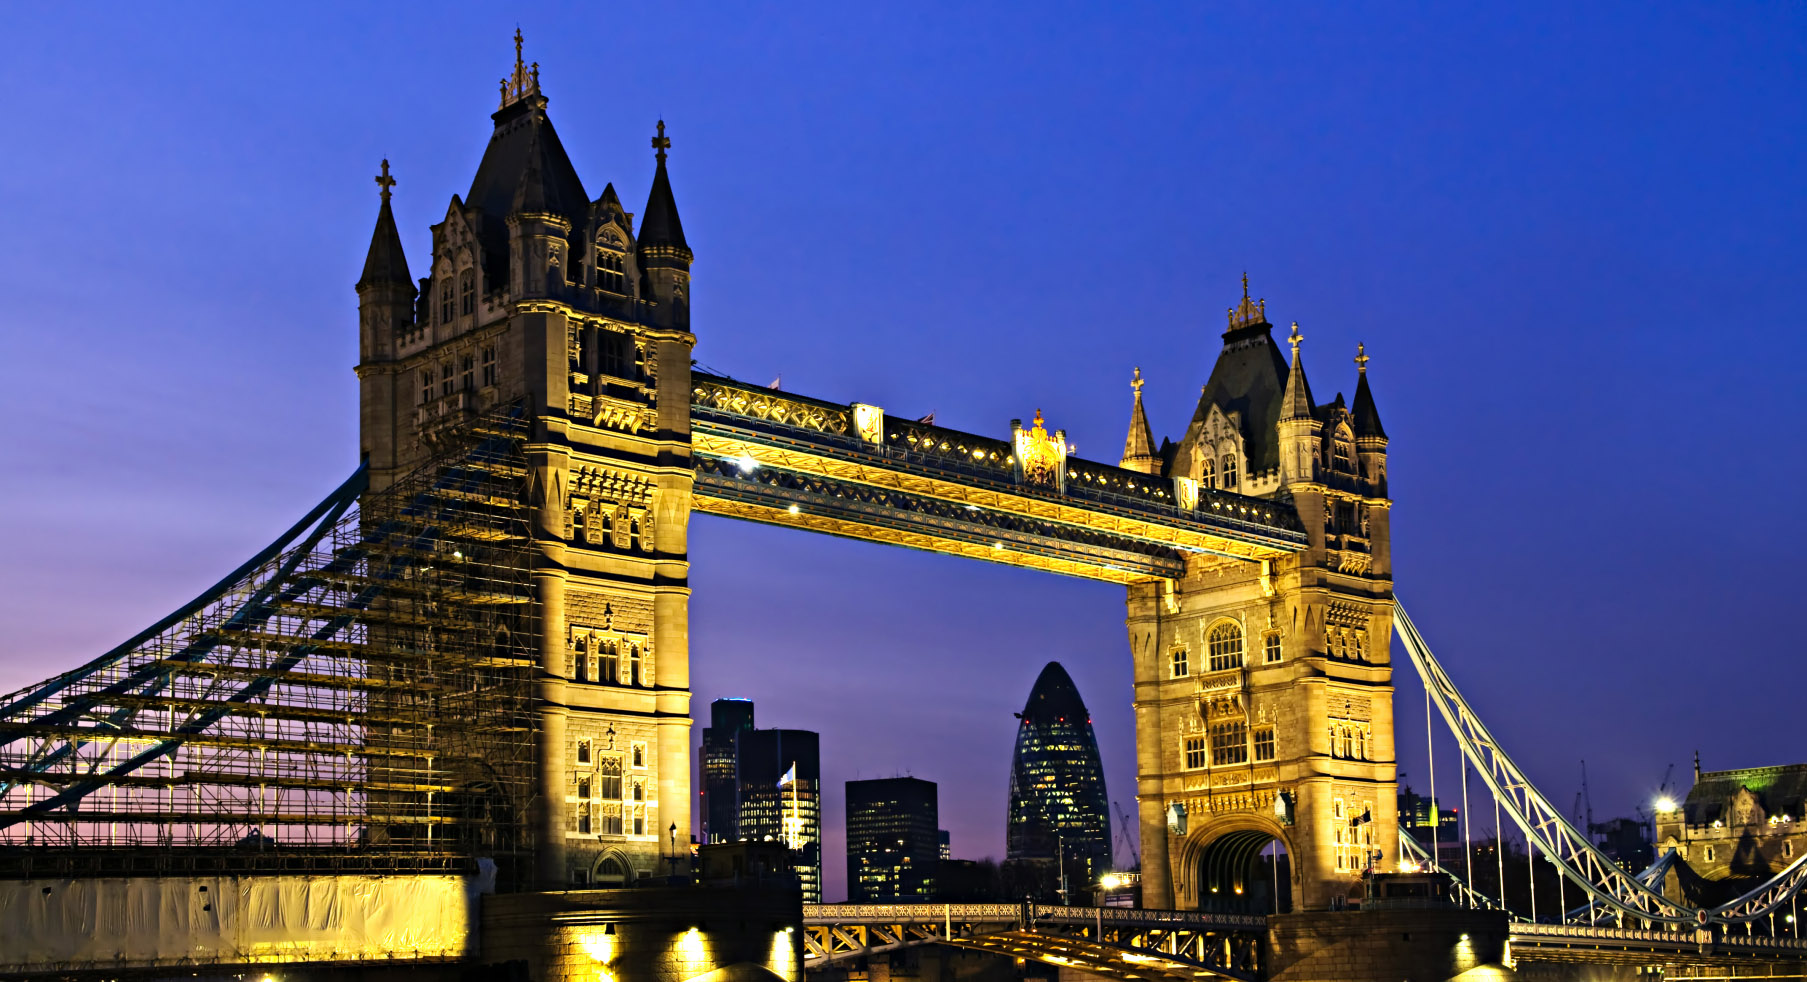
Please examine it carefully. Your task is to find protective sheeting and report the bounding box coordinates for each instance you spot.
[0,874,473,971]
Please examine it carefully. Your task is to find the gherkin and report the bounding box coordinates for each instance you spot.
[1006,662,1111,898]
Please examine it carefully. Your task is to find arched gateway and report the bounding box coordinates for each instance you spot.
[351,39,1396,907]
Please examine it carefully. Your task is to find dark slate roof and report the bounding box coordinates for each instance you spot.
[466,96,589,281]
[356,195,412,291]
[1121,389,1157,466]
[1684,765,1807,825]
[1190,324,1290,474]
[1281,344,1316,422]
[639,153,689,256]
[1352,370,1387,439]
[1019,662,1091,725]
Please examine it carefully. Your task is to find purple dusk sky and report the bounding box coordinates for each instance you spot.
[1,3,1803,900]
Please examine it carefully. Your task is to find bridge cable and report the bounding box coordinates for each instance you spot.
[1461,752,1475,908]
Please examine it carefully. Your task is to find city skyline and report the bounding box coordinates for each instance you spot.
[2,3,1805,905]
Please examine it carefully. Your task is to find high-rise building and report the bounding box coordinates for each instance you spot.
[1006,662,1111,900]
[847,777,939,902]
[735,728,822,903]
[700,698,755,843]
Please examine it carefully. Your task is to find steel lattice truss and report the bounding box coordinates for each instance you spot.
[0,413,540,883]
[1396,604,1807,928]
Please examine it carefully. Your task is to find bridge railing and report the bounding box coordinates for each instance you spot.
[803,902,1264,932]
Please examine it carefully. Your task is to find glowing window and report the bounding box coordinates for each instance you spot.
[1254,726,1276,762]
[1210,720,1247,766]
[1183,736,1207,770]
[1208,622,1245,672]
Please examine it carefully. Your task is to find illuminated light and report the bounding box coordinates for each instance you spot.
[1101,873,1123,890]
[1459,933,1471,942]
[578,930,617,964]
[993,541,1004,550]
[736,453,758,473]
[787,504,800,515]
[1655,797,1677,813]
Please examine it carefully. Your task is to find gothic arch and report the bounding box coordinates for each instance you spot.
[1175,815,1293,914]
[592,847,636,886]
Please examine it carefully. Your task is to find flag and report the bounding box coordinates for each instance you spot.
[917,412,936,425]
[778,763,797,787]
[768,374,782,390]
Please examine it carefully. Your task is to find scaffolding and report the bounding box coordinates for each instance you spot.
[0,410,540,887]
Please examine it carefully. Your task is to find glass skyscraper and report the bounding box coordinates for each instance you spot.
[700,698,755,843]
[1006,662,1111,900]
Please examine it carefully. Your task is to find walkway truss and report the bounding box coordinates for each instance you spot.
[1395,604,1807,930]
[0,412,541,885]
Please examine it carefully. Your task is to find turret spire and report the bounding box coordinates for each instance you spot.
[499,28,542,109]
[357,159,411,290]
[1281,322,1316,421]
[1120,367,1159,473]
[1226,272,1269,330]
[638,119,691,259]
[1351,341,1386,439]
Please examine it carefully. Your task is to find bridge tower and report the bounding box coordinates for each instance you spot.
[355,34,696,888]
[1121,280,1396,912]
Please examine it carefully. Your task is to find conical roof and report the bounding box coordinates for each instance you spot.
[1281,326,1317,422]
[357,175,411,291]
[465,97,588,283]
[1121,369,1159,470]
[1351,362,1386,439]
[639,122,690,258]
[1019,662,1090,725]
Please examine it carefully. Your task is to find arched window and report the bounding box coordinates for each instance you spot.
[459,270,475,315]
[1221,454,1238,489]
[578,777,592,800]
[631,743,645,768]
[1334,440,1354,472]
[1201,457,1216,489]
[577,739,591,764]
[1207,622,1244,672]
[574,638,589,682]
[596,857,627,885]
[632,782,644,802]
[597,247,626,293]
[439,277,455,323]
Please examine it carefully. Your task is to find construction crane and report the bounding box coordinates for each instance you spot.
[1111,800,1141,870]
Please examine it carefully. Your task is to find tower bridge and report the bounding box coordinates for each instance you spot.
[3,31,1806,982]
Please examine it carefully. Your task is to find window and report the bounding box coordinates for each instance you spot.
[632,781,644,802]
[1170,647,1189,678]
[1207,622,1245,672]
[1788,842,1795,859]
[578,777,592,799]
[599,331,633,380]
[600,805,623,835]
[597,757,623,800]
[599,641,619,683]
[440,361,453,398]
[576,739,591,764]
[1184,736,1207,770]
[419,369,433,405]
[439,278,454,323]
[1201,458,1215,489]
[572,504,586,543]
[461,354,474,392]
[460,270,475,315]
[597,248,626,293]
[627,644,643,686]
[633,809,645,837]
[1221,454,1238,489]
[1334,441,1354,472]
[1706,846,1717,863]
[1352,630,1367,661]
[481,345,497,387]
[1263,632,1282,664]
[1210,720,1247,766]
[631,742,646,768]
[578,807,592,834]
[1254,726,1276,762]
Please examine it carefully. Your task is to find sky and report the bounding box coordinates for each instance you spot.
[0,2,1803,901]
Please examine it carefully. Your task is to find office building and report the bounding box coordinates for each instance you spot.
[1005,662,1111,899]
[700,698,756,843]
[847,777,939,902]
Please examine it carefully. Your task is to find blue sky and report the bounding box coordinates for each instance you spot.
[0,2,1803,899]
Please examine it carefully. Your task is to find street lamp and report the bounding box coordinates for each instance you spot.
[668,822,680,877]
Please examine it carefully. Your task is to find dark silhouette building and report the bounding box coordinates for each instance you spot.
[847,777,939,902]
[1005,662,1111,900]
[700,698,755,843]
[696,699,821,902]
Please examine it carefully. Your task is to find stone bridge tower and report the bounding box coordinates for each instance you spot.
[1121,279,1395,912]
[354,35,696,888]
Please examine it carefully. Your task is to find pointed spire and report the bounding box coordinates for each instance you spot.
[1351,341,1387,440]
[499,28,543,109]
[358,159,411,290]
[1281,322,1316,421]
[639,119,691,259]
[1226,272,1270,330]
[1120,367,1159,472]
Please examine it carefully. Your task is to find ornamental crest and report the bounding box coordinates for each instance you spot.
[1014,409,1067,491]
[851,403,885,446]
